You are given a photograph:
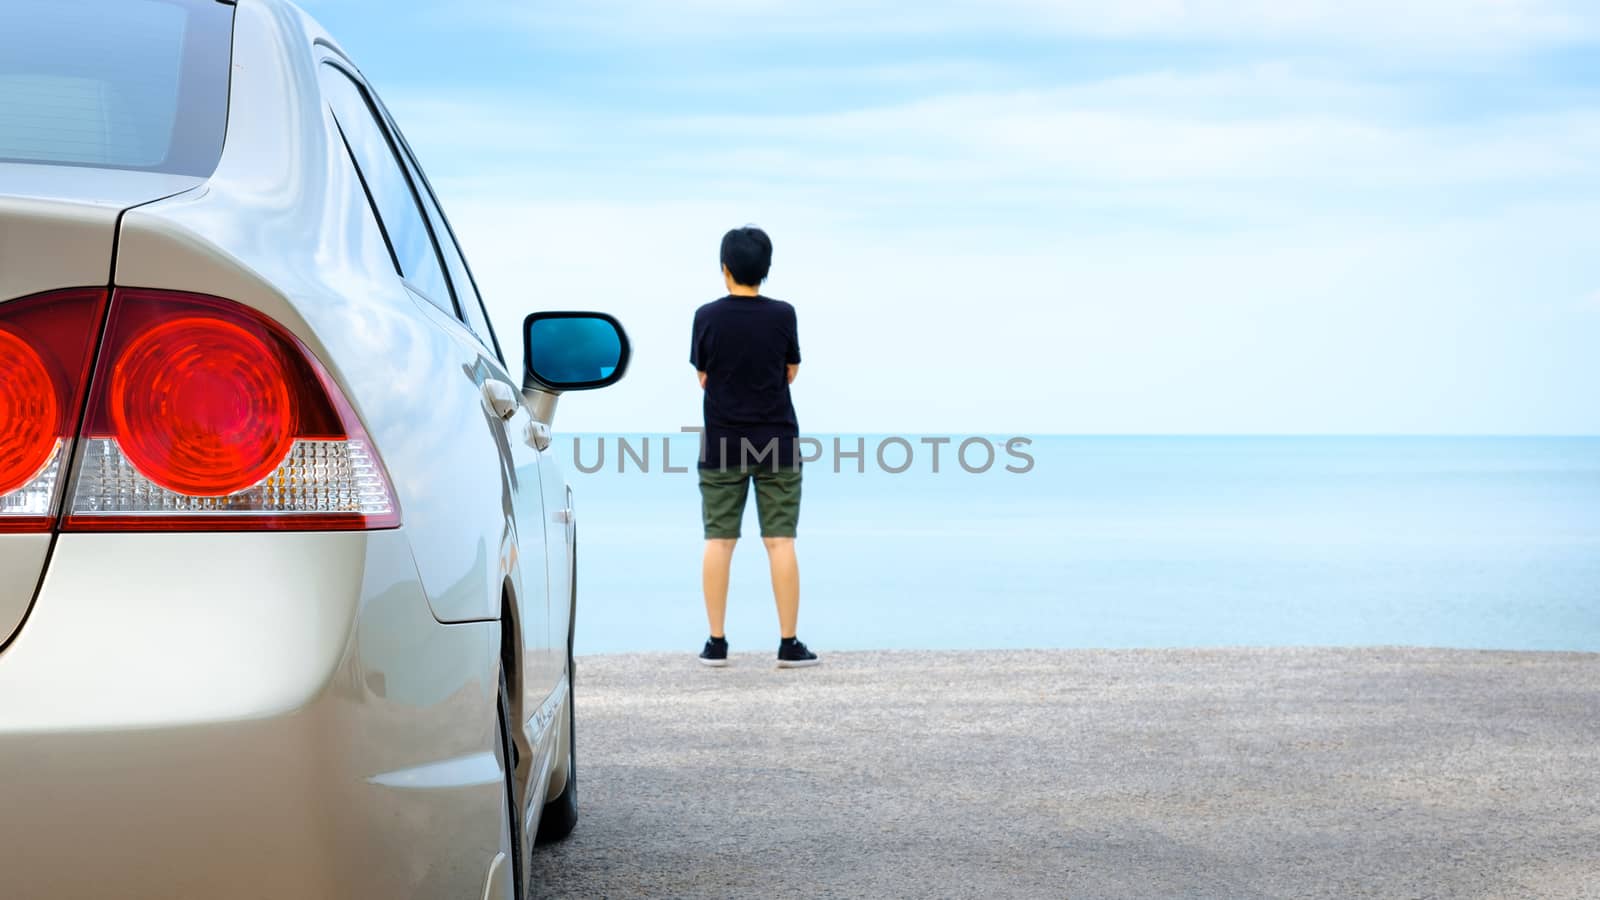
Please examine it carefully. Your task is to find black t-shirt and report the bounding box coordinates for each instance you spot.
[690,295,801,469]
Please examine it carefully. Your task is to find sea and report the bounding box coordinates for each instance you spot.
[556,435,1600,655]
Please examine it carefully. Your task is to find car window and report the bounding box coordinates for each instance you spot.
[421,183,504,364]
[319,65,454,313]
[386,124,506,365]
[0,0,232,175]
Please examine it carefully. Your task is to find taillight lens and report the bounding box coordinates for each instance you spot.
[0,330,58,495]
[0,289,107,533]
[109,315,297,497]
[65,289,400,531]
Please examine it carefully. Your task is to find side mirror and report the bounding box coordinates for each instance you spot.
[523,312,631,393]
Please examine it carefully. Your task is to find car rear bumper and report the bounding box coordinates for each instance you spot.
[0,530,506,899]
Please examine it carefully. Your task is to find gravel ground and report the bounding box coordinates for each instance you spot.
[529,648,1600,899]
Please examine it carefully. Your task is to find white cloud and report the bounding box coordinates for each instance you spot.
[393,66,1600,200]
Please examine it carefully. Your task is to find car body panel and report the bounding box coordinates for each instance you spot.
[0,534,49,648]
[0,163,202,213]
[537,471,577,800]
[0,529,509,898]
[4,531,370,729]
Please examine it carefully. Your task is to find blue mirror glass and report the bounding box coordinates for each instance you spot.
[524,313,629,390]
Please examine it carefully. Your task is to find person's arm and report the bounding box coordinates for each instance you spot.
[691,308,708,389]
[784,304,801,386]
[786,364,799,384]
[699,370,709,389]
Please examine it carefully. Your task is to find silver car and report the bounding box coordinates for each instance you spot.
[0,1,627,897]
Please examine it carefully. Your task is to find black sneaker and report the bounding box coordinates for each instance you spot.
[699,636,729,668]
[776,637,819,668]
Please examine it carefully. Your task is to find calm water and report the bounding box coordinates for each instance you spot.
[558,436,1600,655]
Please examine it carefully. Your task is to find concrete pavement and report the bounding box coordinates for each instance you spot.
[530,648,1600,899]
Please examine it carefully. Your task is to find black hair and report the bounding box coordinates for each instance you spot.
[720,226,773,287]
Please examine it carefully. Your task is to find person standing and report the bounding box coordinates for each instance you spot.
[690,226,818,668]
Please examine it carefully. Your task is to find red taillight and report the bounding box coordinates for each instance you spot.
[0,329,59,495]
[65,289,400,531]
[108,315,297,497]
[0,289,107,533]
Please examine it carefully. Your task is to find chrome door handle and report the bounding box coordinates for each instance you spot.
[481,380,519,421]
[554,507,575,526]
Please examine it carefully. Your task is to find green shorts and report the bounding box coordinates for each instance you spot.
[699,466,802,539]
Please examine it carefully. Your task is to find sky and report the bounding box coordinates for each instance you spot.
[297,0,1600,435]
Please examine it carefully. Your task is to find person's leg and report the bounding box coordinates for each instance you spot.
[699,468,751,640]
[762,537,800,639]
[753,467,803,638]
[702,538,737,637]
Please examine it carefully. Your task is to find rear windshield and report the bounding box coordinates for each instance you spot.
[0,0,233,176]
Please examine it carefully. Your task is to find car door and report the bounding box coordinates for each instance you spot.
[378,106,567,702]
[317,62,553,703]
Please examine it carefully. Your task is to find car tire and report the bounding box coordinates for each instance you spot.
[498,668,525,900]
[534,647,578,844]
